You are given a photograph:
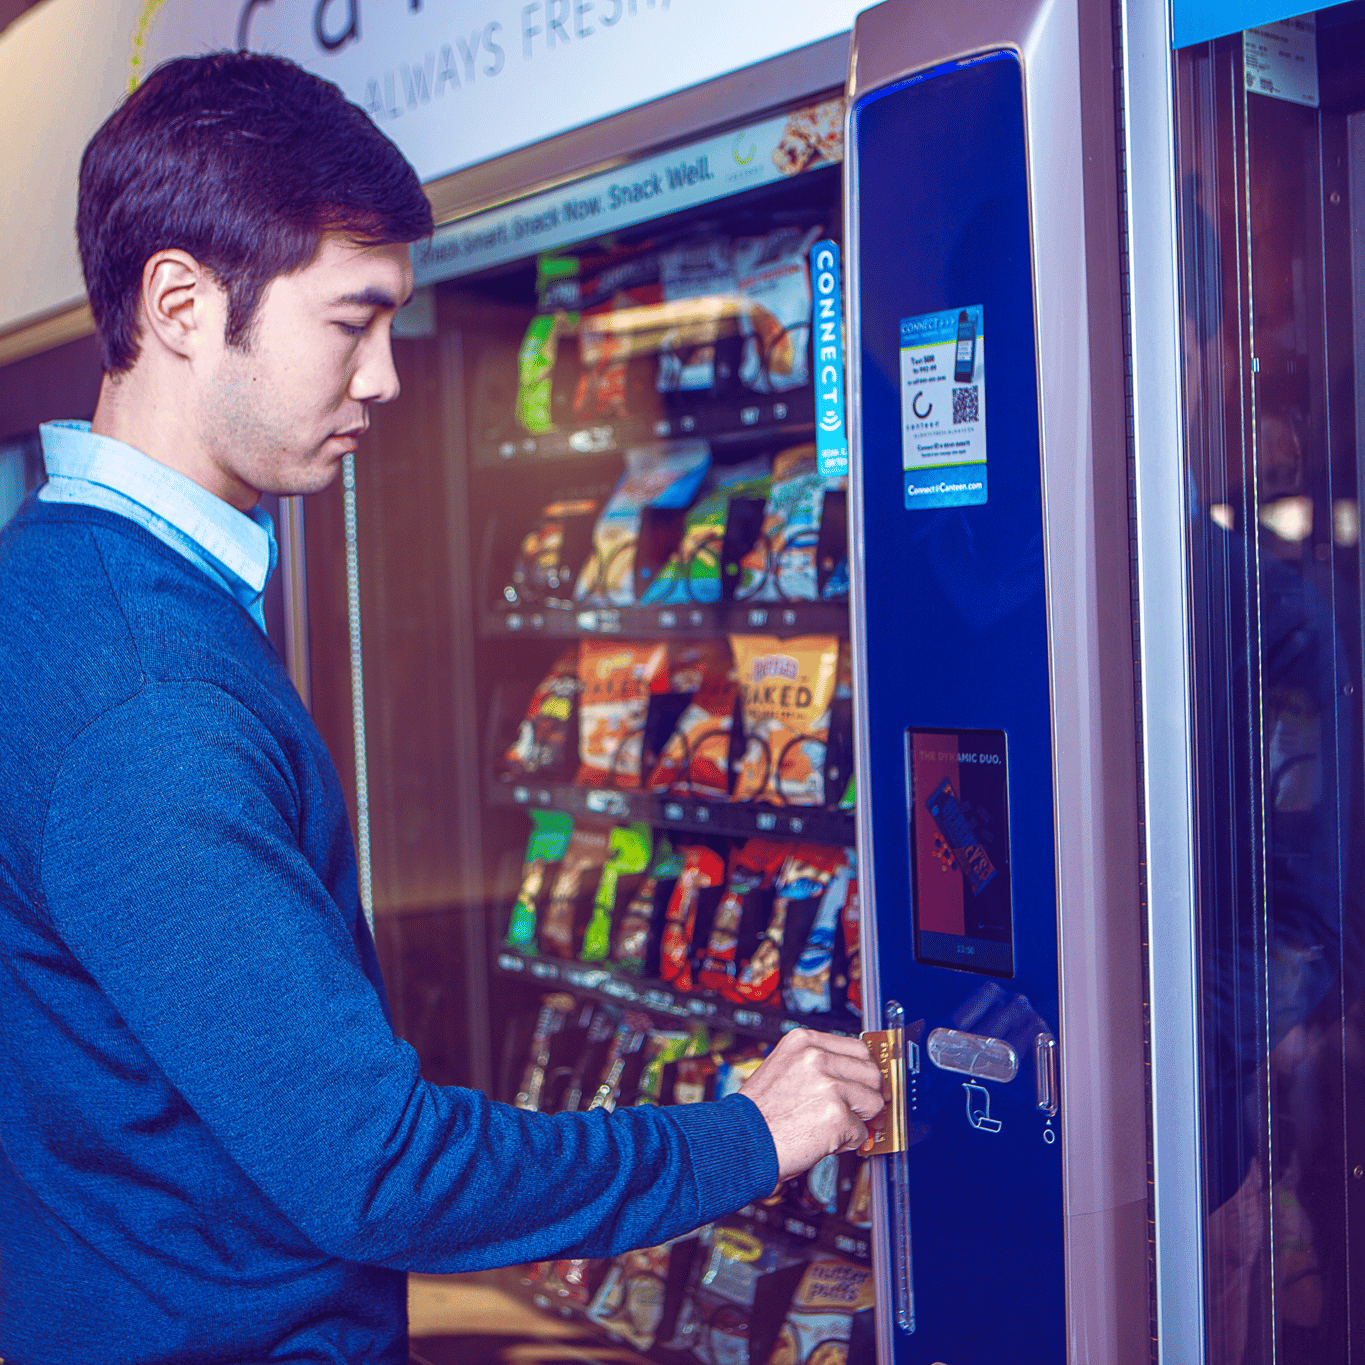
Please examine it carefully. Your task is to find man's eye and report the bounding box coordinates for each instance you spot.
[336,320,369,337]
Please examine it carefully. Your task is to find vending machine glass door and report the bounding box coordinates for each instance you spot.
[1174,9,1365,1360]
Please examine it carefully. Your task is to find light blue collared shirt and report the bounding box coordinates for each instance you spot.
[38,421,277,634]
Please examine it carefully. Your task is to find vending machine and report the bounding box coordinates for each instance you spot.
[297,0,1365,1360]
[844,1,1148,1362]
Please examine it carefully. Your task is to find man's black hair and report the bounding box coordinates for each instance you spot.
[78,51,434,375]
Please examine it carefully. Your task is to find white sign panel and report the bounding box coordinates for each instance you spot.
[414,100,841,282]
[1242,14,1318,107]
[138,0,872,185]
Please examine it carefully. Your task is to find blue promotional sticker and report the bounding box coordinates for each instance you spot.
[899,305,987,509]
[809,240,848,479]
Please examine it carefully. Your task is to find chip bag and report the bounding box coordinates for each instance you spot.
[503,495,601,607]
[501,647,580,781]
[515,255,580,433]
[734,225,823,393]
[640,454,772,605]
[576,641,670,788]
[539,825,611,959]
[764,1255,874,1365]
[784,848,855,1015]
[575,442,712,604]
[648,641,737,797]
[581,822,653,961]
[734,845,845,1006]
[612,835,684,974]
[697,839,792,998]
[732,634,839,806]
[503,809,575,953]
[658,844,727,994]
[737,445,828,602]
[587,1242,675,1349]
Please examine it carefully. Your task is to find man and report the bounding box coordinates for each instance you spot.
[0,51,884,1363]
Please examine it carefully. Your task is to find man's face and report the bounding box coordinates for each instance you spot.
[198,233,414,509]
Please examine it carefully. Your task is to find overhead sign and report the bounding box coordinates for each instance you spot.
[1172,0,1341,48]
[136,0,872,185]
[413,99,842,283]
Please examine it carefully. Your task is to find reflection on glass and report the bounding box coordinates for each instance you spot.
[1176,13,1365,1361]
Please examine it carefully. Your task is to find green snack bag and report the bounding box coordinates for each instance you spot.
[612,834,685,974]
[516,255,579,434]
[581,822,653,961]
[505,809,575,950]
[839,772,856,810]
[635,1023,711,1105]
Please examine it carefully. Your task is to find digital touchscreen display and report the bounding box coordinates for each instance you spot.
[906,728,1014,976]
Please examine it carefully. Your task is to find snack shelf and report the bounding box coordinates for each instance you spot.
[494,950,859,1045]
[474,392,816,468]
[488,779,856,844]
[481,599,850,640]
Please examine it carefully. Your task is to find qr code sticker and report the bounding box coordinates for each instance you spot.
[952,386,979,425]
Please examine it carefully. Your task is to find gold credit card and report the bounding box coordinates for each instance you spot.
[859,1027,907,1156]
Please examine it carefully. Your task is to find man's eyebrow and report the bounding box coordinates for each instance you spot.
[330,287,413,310]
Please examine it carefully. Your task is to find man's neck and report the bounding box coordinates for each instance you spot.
[91,369,259,512]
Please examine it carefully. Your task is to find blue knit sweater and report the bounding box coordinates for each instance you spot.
[0,499,778,1363]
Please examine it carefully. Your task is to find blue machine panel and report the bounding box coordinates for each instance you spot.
[851,51,1065,1363]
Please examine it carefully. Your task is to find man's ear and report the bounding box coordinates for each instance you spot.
[138,250,223,362]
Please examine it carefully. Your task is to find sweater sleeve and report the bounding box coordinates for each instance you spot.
[38,681,778,1271]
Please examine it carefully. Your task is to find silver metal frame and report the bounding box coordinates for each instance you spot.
[846,1,1152,1359]
[1119,0,1205,1359]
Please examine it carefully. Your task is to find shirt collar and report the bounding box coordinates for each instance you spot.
[38,420,277,619]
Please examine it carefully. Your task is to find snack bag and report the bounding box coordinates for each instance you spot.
[503,495,601,607]
[737,446,829,602]
[785,848,855,1015]
[732,635,840,806]
[515,255,580,433]
[501,647,580,781]
[587,1012,651,1112]
[503,809,575,953]
[734,845,845,1006]
[714,1047,767,1099]
[697,839,792,998]
[841,878,862,1019]
[658,845,727,993]
[734,225,823,393]
[587,1242,675,1349]
[539,825,611,959]
[581,822,653,961]
[641,455,772,605]
[656,236,742,394]
[513,992,576,1111]
[575,442,712,604]
[635,1025,709,1104]
[647,642,737,797]
[765,1255,874,1365]
[665,1222,791,1364]
[573,252,663,421]
[576,641,670,788]
[612,835,684,974]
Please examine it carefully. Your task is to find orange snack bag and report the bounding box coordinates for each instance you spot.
[576,641,669,788]
[731,634,839,805]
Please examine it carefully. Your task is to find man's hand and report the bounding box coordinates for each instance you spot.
[738,1028,886,1181]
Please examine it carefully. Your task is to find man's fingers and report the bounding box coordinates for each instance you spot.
[836,1076,886,1122]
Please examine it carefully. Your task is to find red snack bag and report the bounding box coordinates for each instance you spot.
[696,839,791,998]
[501,646,580,781]
[658,845,726,994]
[648,641,737,797]
[577,641,669,788]
[842,877,862,1019]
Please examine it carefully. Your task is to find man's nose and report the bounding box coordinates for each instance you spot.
[351,329,401,405]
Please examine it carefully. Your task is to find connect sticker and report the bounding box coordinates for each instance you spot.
[899,305,987,509]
